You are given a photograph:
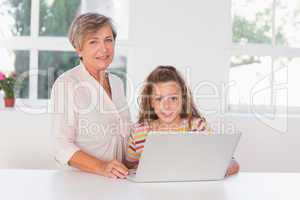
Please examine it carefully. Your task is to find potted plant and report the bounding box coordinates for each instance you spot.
[0,71,17,107]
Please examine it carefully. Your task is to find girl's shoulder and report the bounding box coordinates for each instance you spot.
[190,117,210,132]
[131,121,150,137]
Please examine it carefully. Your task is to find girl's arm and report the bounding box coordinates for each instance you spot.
[124,159,138,169]
[125,134,140,169]
[226,158,240,176]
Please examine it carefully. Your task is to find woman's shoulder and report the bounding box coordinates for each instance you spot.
[53,65,82,85]
[51,65,82,96]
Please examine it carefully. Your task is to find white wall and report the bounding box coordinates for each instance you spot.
[221,115,300,172]
[127,0,231,118]
[0,109,56,169]
[0,0,299,172]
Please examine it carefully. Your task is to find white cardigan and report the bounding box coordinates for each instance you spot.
[50,64,131,167]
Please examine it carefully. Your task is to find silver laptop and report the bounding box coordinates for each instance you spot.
[127,131,241,183]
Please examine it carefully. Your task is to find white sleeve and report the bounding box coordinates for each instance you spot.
[50,77,80,167]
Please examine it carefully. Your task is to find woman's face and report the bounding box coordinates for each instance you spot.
[151,81,183,124]
[77,25,115,72]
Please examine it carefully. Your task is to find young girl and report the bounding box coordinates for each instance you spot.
[126,65,239,176]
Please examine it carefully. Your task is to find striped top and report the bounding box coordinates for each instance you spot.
[125,117,209,167]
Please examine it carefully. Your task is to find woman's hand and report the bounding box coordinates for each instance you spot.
[100,160,129,179]
[225,159,240,177]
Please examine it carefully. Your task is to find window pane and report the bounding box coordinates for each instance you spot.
[275,0,300,47]
[0,0,31,36]
[274,57,300,107]
[229,56,272,106]
[232,0,273,44]
[0,49,29,98]
[39,0,81,36]
[38,51,79,99]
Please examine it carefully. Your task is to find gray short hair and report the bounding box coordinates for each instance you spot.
[68,13,117,50]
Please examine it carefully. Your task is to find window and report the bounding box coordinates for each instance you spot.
[230,0,300,112]
[0,0,129,101]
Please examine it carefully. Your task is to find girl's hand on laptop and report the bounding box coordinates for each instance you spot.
[225,159,240,177]
[101,160,129,179]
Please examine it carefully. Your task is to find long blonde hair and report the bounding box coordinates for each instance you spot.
[138,65,205,129]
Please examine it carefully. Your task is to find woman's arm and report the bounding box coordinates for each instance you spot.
[69,151,128,179]
[226,158,240,176]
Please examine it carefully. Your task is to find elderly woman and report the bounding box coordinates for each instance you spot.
[50,13,131,179]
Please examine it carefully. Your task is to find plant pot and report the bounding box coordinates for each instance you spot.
[4,98,15,107]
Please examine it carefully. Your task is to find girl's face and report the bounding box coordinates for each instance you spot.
[77,25,115,72]
[151,81,183,124]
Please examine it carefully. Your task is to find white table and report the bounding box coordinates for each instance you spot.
[0,169,299,200]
